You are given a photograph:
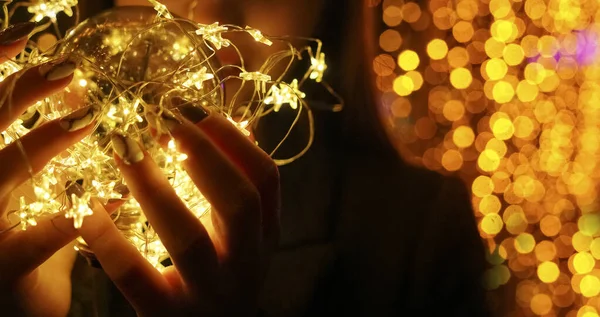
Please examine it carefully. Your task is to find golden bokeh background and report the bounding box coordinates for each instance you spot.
[375,0,600,315]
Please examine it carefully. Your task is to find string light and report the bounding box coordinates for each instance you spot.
[1,0,338,270]
[264,79,305,112]
[27,0,77,22]
[195,22,230,50]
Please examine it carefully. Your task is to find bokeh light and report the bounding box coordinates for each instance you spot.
[376,0,600,314]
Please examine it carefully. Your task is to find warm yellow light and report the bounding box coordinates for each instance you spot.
[397,50,420,71]
[537,261,559,283]
[427,39,448,60]
[450,68,473,89]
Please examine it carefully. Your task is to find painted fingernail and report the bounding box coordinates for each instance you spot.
[20,109,42,129]
[161,110,182,132]
[111,134,144,165]
[59,106,95,132]
[39,58,77,81]
[177,103,209,123]
[146,110,181,133]
[114,183,130,197]
[0,22,36,46]
[66,180,85,202]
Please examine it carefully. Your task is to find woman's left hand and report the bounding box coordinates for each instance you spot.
[77,110,280,316]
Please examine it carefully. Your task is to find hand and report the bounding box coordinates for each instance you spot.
[77,111,280,316]
[0,22,96,317]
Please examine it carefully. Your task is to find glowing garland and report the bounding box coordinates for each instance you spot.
[0,0,341,269]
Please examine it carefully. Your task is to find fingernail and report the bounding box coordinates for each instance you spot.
[66,180,85,202]
[114,183,130,197]
[177,103,209,123]
[0,22,36,46]
[39,58,77,81]
[111,134,145,165]
[146,110,181,133]
[161,110,182,132]
[59,106,95,132]
[20,109,42,129]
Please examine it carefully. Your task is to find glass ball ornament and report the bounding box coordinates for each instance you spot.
[52,6,222,268]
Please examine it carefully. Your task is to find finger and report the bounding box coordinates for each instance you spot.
[0,22,35,64]
[186,110,280,250]
[78,199,172,315]
[0,58,77,132]
[110,134,219,286]
[164,114,262,261]
[0,197,123,280]
[0,107,95,203]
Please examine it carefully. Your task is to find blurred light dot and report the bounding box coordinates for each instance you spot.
[442,150,463,171]
[379,29,403,52]
[491,20,517,43]
[513,116,535,138]
[492,81,515,103]
[401,2,421,23]
[525,0,546,19]
[453,20,474,43]
[590,238,600,259]
[573,231,592,252]
[538,35,559,58]
[383,5,403,26]
[535,240,557,262]
[540,215,562,237]
[524,63,546,84]
[405,71,423,91]
[373,54,396,76]
[473,176,495,197]
[490,0,512,18]
[530,293,552,315]
[580,275,600,297]
[503,43,525,66]
[492,117,514,140]
[516,80,539,102]
[505,207,528,234]
[427,39,449,60]
[457,0,478,20]
[537,261,560,283]
[390,97,412,118]
[485,38,506,58]
[533,100,556,123]
[478,149,501,172]
[398,50,420,71]
[443,99,465,121]
[432,7,456,30]
[579,214,600,237]
[579,306,599,317]
[479,194,501,214]
[515,233,536,253]
[448,46,470,68]
[453,126,475,148]
[521,35,539,57]
[393,75,414,96]
[574,252,595,274]
[486,58,508,80]
[450,68,473,89]
[482,213,504,235]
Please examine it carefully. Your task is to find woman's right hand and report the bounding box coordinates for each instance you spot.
[0,22,95,317]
